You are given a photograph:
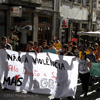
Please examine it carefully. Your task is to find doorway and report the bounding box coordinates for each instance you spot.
[38,15,52,45]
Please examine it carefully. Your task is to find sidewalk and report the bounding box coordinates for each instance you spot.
[0,77,100,100]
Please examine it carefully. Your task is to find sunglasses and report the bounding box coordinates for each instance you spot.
[95,45,98,47]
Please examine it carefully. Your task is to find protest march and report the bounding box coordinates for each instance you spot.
[0,49,79,99]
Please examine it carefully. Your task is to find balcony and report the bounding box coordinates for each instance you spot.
[1,0,42,8]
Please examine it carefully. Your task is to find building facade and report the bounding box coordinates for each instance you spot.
[0,0,42,50]
[59,0,97,45]
[0,0,98,50]
[33,0,60,45]
[0,0,60,49]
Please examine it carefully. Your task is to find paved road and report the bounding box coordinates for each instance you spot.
[0,77,100,100]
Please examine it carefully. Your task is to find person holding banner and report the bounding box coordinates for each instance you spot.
[19,41,37,93]
[37,46,43,53]
[49,41,57,53]
[51,44,74,100]
[60,44,74,56]
[42,40,49,50]
[26,41,36,52]
[0,36,12,50]
[79,52,91,98]
[33,41,38,51]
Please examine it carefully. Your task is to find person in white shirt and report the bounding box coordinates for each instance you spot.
[78,51,91,98]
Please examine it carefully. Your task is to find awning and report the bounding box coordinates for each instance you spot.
[77,31,100,37]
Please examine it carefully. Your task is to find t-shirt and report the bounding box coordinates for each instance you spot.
[78,58,90,74]
[0,43,12,50]
[42,45,49,50]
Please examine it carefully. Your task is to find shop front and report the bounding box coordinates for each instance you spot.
[12,8,34,51]
[0,0,42,51]
[38,15,52,45]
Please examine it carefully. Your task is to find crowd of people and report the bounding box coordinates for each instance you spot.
[0,36,100,100]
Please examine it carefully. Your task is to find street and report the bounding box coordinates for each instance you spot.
[0,77,100,100]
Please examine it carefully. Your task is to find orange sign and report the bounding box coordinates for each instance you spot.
[71,38,78,41]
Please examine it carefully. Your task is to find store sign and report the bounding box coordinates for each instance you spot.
[10,6,22,17]
[71,38,78,41]
[61,19,68,28]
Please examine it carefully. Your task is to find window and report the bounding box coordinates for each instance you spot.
[13,13,32,25]
[93,0,96,8]
[72,23,78,38]
[0,11,5,23]
[39,16,51,23]
[82,24,87,31]
[82,0,89,6]
[38,15,52,45]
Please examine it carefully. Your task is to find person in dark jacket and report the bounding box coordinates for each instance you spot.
[26,41,36,52]
[60,44,74,56]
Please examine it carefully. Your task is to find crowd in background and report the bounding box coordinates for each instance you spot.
[1,36,100,99]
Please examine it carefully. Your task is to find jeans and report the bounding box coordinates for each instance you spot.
[98,77,100,87]
[79,72,90,93]
[88,76,92,86]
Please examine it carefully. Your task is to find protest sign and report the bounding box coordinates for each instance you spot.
[90,63,100,77]
[44,49,56,54]
[0,49,78,98]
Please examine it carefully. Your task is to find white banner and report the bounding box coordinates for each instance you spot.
[0,49,79,98]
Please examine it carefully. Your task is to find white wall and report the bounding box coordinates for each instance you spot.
[60,4,97,22]
[60,4,89,20]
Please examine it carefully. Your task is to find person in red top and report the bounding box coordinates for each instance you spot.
[42,40,49,50]
[33,41,38,51]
